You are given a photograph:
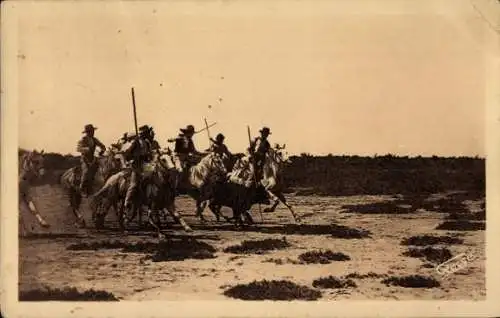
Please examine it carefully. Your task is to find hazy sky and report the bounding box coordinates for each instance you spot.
[14,0,494,156]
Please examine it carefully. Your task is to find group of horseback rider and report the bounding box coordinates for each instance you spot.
[76,123,273,206]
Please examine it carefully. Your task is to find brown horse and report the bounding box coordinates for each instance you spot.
[19,150,50,234]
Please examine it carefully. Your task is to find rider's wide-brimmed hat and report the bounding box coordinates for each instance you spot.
[180,125,195,135]
[139,125,150,133]
[82,124,97,133]
[215,133,225,141]
[260,127,271,135]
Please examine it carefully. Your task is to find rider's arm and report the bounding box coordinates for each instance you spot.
[94,138,106,150]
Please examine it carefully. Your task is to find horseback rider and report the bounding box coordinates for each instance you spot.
[122,125,154,210]
[77,124,107,196]
[168,125,204,173]
[208,133,232,159]
[248,126,272,182]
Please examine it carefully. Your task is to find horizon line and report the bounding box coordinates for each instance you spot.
[17,146,485,160]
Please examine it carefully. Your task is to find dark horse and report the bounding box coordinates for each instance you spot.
[204,145,300,226]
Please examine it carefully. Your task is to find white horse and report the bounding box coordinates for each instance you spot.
[19,150,50,233]
[90,150,192,236]
[173,152,228,222]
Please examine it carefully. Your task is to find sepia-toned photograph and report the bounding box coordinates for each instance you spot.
[2,0,500,317]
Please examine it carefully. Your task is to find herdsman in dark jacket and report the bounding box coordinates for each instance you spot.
[122,125,154,209]
[209,133,232,158]
[249,127,272,182]
[169,125,203,173]
[77,124,106,196]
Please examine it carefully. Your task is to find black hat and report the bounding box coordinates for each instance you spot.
[82,124,97,133]
[180,125,195,135]
[139,125,150,133]
[215,133,225,141]
[260,127,271,135]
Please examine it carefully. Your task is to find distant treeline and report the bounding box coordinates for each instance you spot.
[19,149,485,196]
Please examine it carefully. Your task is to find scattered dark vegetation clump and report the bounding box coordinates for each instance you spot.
[19,286,119,301]
[148,239,217,262]
[401,235,464,246]
[21,233,85,240]
[223,237,291,255]
[258,224,371,238]
[436,221,485,231]
[341,201,415,214]
[382,275,441,288]
[344,272,388,279]
[67,240,128,251]
[223,280,322,301]
[403,247,452,264]
[312,276,357,289]
[262,257,300,265]
[298,250,350,264]
[446,210,485,221]
[68,239,216,261]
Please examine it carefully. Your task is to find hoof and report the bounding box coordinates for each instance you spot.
[184,226,193,232]
[41,222,50,228]
[158,233,166,240]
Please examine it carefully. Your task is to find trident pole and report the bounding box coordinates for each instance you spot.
[131,87,138,136]
[247,126,263,223]
[204,117,212,147]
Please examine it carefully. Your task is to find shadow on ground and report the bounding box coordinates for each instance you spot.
[191,223,371,239]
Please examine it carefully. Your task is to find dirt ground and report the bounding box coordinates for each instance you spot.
[19,185,486,301]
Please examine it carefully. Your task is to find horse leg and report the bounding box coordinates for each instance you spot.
[70,190,86,228]
[165,204,192,232]
[147,208,165,239]
[263,189,280,213]
[26,199,50,228]
[196,198,208,223]
[18,201,33,236]
[263,199,280,213]
[268,190,300,223]
[243,210,254,225]
[208,202,228,222]
[19,213,30,237]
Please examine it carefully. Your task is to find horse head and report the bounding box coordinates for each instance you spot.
[22,149,46,178]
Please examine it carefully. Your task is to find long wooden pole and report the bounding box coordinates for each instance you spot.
[131,87,138,136]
